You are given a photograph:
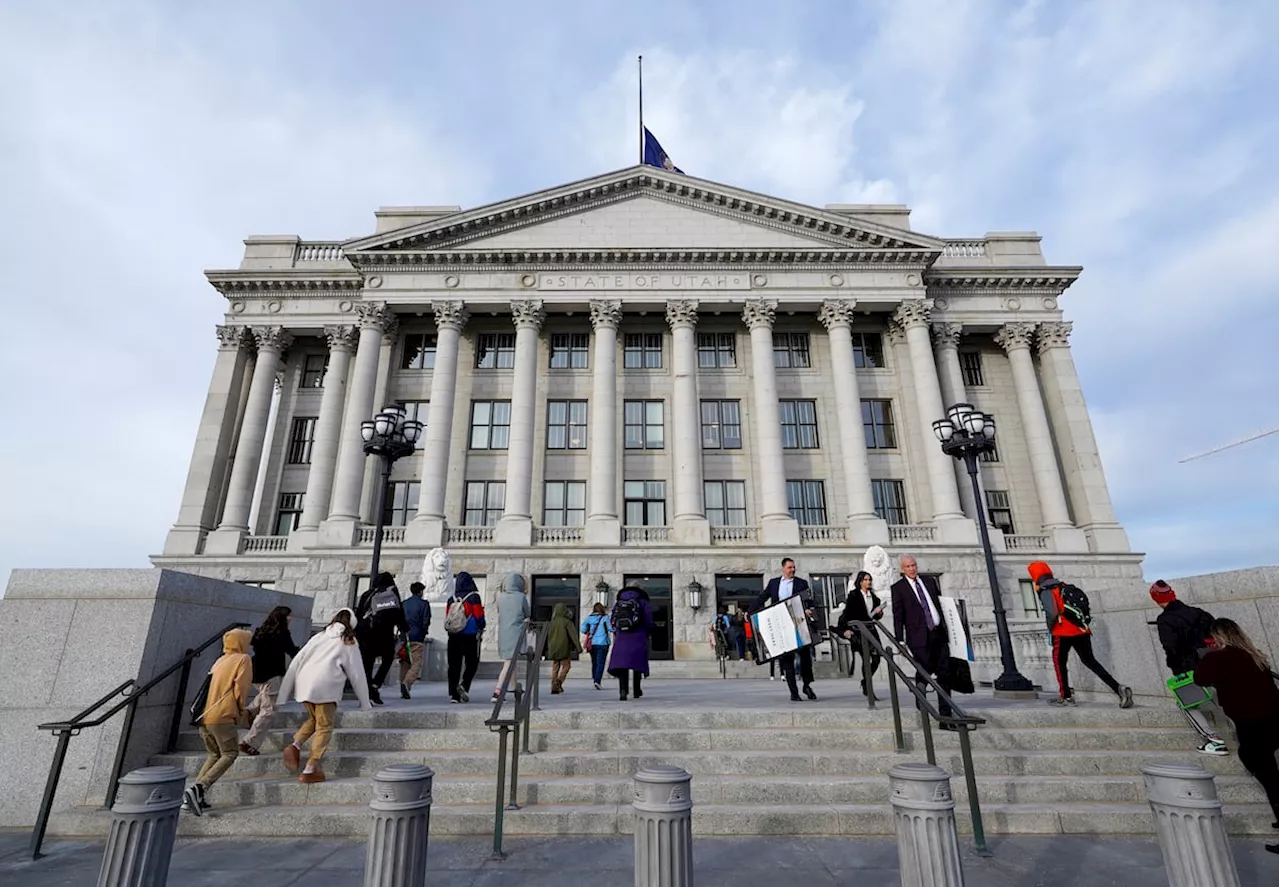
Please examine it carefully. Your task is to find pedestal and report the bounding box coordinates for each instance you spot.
[888,762,966,887]
[96,766,185,887]
[848,516,890,547]
[760,516,801,547]
[670,517,711,546]
[364,763,434,887]
[201,528,245,556]
[404,517,447,548]
[632,765,694,887]
[584,517,622,546]
[931,518,979,546]
[493,516,533,547]
[1048,526,1090,553]
[318,517,360,548]
[1142,761,1241,887]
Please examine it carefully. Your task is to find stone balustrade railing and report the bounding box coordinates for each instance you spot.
[357,526,406,545]
[799,525,848,543]
[623,526,670,544]
[888,524,938,543]
[941,239,988,258]
[295,242,346,263]
[243,535,288,553]
[1004,534,1049,552]
[968,618,1054,688]
[534,526,583,544]
[446,527,494,545]
[710,526,759,544]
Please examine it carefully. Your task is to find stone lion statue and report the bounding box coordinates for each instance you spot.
[862,545,896,597]
[420,547,454,603]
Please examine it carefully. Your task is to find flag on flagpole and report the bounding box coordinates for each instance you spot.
[642,127,684,174]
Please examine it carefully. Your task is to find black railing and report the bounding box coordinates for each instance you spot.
[483,619,548,861]
[29,621,250,860]
[847,620,992,858]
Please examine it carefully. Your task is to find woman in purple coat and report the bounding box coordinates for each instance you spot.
[608,587,653,701]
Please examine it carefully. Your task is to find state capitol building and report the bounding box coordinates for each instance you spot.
[155,165,1142,672]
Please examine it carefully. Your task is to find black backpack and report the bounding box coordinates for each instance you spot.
[614,599,641,632]
[1059,584,1092,629]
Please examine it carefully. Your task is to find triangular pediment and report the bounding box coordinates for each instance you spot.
[343,166,945,260]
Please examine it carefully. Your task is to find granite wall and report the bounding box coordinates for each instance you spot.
[0,569,311,828]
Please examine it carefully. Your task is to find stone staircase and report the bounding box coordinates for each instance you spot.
[43,678,1272,839]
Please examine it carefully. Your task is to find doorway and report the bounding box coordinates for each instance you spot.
[621,574,673,660]
[531,575,581,659]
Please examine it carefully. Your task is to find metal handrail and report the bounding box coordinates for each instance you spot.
[483,619,548,861]
[29,621,250,860]
[847,620,992,858]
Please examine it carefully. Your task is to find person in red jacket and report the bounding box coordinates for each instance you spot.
[1028,561,1133,708]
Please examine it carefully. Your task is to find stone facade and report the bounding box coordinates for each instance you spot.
[154,166,1142,662]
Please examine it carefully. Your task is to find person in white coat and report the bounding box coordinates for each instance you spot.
[277,608,372,783]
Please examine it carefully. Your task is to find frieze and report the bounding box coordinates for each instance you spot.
[539,272,749,291]
[352,249,936,270]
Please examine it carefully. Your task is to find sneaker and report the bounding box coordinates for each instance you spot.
[450,697,460,704]
[400,683,411,700]
[490,693,500,703]
[182,785,203,817]
[1198,740,1229,756]
[593,682,601,690]
[1118,686,1134,709]
[1047,695,1076,706]
[283,744,301,774]
[238,742,259,756]
[458,688,469,703]
[298,770,326,784]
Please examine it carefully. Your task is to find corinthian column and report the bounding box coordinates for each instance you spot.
[206,326,293,554]
[742,299,799,546]
[407,301,469,548]
[893,301,976,545]
[818,300,888,545]
[931,322,983,523]
[295,325,359,539]
[584,300,622,546]
[494,299,545,546]
[666,300,711,545]
[994,322,1087,552]
[1036,322,1129,552]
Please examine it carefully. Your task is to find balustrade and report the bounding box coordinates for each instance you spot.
[798,525,848,543]
[534,526,583,544]
[446,526,495,545]
[243,535,288,552]
[941,239,988,258]
[709,526,759,544]
[1004,534,1049,552]
[888,524,938,543]
[623,526,670,544]
[295,242,345,263]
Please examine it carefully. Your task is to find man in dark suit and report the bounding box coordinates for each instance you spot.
[755,557,817,702]
[890,554,954,723]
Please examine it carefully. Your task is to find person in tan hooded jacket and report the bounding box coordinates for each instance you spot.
[183,628,253,815]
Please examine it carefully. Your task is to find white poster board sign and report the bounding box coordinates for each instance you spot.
[749,597,815,663]
[939,596,973,662]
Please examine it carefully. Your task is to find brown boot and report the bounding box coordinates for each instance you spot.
[298,769,325,784]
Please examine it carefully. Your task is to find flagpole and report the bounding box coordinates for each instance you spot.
[638,54,644,164]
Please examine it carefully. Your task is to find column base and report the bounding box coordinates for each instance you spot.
[1048,526,1090,553]
[405,517,447,548]
[1082,524,1131,553]
[760,516,800,547]
[162,526,207,556]
[493,516,534,547]
[584,517,622,546]
[847,516,889,547]
[318,517,360,548]
[287,528,319,552]
[670,517,711,546]
[203,527,246,555]
[931,517,979,546]
[987,527,1008,553]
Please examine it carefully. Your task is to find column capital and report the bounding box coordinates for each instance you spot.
[1036,321,1073,353]
[381,315,400,345]
[892,299,931,330]
[665,299,699,330]
[741,298,777,330]
[251,325,293,354]
[931,322,964,350]
[589,299,623,330]
[509,299,546,330]
[817,299,856,330]
[431,300,470,331]
[215,324,247,351]
[993,322,1037,353]
[885,318,906,346]
[355,301,396,332]
[323,324,360,352]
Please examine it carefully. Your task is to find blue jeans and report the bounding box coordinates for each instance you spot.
[589,646,609,685]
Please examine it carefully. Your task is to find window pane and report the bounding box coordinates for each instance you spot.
[546,482,564,508]
[646,424,663,448]
[726,482,746,508]
[569,401,587,424]
[548,401,566,424]
[488,483,505,509]
[492,402,511,425]
[566,482,585,508]
[645,401,663,423]
[704,483,724,508]
[491,425,509,449]
[625,502,644,525]
[548,426,566,449]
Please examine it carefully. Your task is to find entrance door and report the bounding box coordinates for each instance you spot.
[714,574,764,615]
[531,575,581,659]
[622,574,673,660]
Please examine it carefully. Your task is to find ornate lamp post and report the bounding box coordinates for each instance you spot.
[931,403,1034,694]
[360,404,423,583]
[594,579,611,608]
[686,580,704,612]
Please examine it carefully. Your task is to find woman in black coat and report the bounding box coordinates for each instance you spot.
[835,571,885,695]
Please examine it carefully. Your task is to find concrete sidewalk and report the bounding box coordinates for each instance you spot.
[2,831,1275,887]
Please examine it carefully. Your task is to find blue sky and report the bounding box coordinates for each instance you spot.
[0,0,1276,587]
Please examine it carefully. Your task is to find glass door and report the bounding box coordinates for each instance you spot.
[531,575,582,659]
[622,574,673,660]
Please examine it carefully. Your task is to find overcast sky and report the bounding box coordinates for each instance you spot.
[0,0,1275,589]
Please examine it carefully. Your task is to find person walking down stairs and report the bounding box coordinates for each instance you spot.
[240,606,299,757]
[445,572,486,703]
[277,609,372,784]
[581,603,612,689]
[545,602,582,694]
[183,628,253,816]
[491,573,530,703]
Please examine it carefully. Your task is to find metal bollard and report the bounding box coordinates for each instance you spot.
[632,765,694,887]
[96,765,186,887]
[1142,761,1241,887]
[888,763,966,887]
[364,763,434,887]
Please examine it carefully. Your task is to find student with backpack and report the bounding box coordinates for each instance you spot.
[355,572,409,706]
[608,586,653,701]
[182,628,253,815]
[444,571,485,703]
[1028,561,1133,708]
[1150,580,1229,755]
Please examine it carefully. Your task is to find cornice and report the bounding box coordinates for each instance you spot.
[207,270,362,298]
[347,248,936,271]
[924,266,1082,293]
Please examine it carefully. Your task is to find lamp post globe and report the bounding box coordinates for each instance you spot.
[361,404,424,583]
[933,403,1034,695]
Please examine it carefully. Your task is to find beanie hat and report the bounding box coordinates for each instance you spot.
[1149,580,1176,604]
[1027,561,1054,584]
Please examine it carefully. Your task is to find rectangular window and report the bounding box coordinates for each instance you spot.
[623,480,667,526]
[401,333,438,370]
[960,351,984,387]
[395,400,428,449]
[697,332,737,368]
[546,400,588,450]
[785,480,827,526]
[861,399,898,449]
[772,332,811,368]
[700,400,742,449]
[851,333,885,369]
[979,439,1000,463]
[475,333,516,369]
[470,401,511,449]
[464,481,505,526]
[871,479,909,525]
[624,400,664,449]
[542,481,586,526]
[287,417,317,464]
[1018,579,1045,617]
[300,354,328,388]
[986,490,1015,535]
[273,492,304,536]
[779,400,819,449]
[623,333,663,369]
[704,480,747,527]
[549,333,590,369]
[382,481,420,527]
